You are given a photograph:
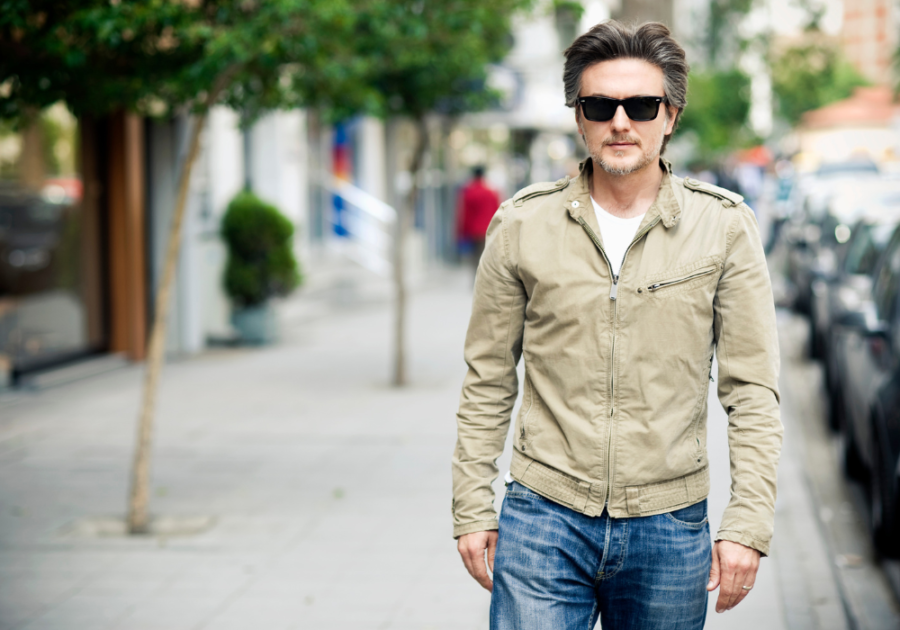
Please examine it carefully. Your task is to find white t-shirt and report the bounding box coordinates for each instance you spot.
[590,197,645,276]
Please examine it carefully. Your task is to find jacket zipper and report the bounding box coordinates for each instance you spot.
[577,214,661,512]
[647,266,717,292]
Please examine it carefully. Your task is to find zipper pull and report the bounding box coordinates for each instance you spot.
[610,275,619,300]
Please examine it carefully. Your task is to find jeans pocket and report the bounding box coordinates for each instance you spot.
[505,481,541,499]
[663,500,708,529]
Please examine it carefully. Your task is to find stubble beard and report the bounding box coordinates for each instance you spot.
[584,117,669,177]
[589,132,664,176]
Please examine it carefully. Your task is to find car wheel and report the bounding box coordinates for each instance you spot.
[807,316,822,359]
[827,389,846,433]
[870,424,900,558]
[843,427,867,482]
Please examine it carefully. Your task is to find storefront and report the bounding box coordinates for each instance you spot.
[0,107,147,387]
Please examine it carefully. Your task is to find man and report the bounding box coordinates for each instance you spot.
[452,21,781,629]
[458,166,501,272]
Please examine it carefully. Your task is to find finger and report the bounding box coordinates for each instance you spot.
[724,567,743,611]
[487,533,497,574]
[732,554,760,610]
[707,544,720,592]
[731,561,760,609]
[725,558,757,611]
[728,568,750,610]
[716,557,738,613]
[470,547,493,592]
[461,542,493,592]
[458,540,476,579]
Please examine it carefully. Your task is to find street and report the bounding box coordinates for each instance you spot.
[1,268,899,629]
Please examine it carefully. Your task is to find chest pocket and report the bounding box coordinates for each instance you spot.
[641,262,721,298]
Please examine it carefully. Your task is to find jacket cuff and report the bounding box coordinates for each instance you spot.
[715,529,770,557]
[453,519,499,539]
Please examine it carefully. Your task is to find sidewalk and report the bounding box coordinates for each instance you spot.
[0,269,852,629]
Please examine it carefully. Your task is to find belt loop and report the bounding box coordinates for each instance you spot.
[572,484,589,512]
[625,487,641,515]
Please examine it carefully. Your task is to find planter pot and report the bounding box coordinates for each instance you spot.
[231,302,279,345]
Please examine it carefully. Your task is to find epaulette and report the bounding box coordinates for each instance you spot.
[682,177,744,207]
[513,176,570,207]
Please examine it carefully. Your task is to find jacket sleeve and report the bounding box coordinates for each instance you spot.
[451,202,527,538]
[713,204,783,556]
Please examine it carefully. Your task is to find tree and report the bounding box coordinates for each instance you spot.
[343,0,532,386]
[702,0,755,68]
[666,0,755,160]
[771,37,869,126]
[1,0,365,534]
[679,69,753,155]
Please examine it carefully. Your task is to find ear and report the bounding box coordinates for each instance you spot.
[575,107,585,141]
[664,105,679,135]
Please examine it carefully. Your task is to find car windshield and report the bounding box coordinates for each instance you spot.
[844,222,897,275]
[815,161,880,177]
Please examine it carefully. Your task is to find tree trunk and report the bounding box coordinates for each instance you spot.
[392,116,429,387]
[126,73,234,534]
[126,111,205,534]
[18,109,45,191]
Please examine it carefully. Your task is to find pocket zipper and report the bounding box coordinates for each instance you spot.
[647,265,717,292]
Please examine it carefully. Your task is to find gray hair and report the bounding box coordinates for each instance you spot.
[563,21,689,152]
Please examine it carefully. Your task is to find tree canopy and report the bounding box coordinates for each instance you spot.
[678,69,753,155]
[326,0,531,122]
[770,38,869,126]
[0,0,367,122]
[1,0,531,125]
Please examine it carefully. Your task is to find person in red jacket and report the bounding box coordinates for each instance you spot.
[457,166,500,273]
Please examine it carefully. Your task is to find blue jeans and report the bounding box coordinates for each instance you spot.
[491,482,711,630]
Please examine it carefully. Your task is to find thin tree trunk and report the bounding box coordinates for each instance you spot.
[127,74,232,534]
[392,116,429,387]
[19,108,45,191]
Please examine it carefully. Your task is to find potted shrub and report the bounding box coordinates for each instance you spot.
[221,191,301,344]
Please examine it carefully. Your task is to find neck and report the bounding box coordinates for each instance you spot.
[590,158,664,219]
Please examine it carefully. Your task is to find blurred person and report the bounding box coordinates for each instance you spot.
[452,20,781,630]
[457,166,501,274]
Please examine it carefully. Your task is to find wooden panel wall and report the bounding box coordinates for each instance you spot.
[77,116,106,350]
[107,112,147,361]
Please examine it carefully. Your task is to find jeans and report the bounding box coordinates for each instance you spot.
[490,482,712,630]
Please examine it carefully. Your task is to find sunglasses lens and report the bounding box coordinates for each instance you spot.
[623,97,660,121]
[581,99,617,122]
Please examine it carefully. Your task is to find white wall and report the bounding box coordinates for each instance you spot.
[248,110,310,277]
[357,117,387,202]
[249,110,308,226]
[198,107,245,343]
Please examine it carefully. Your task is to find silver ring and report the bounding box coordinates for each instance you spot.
[741,585,753,591]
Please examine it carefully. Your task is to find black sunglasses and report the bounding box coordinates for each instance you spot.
[577,96,666,122]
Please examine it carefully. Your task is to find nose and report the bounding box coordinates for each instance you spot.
[610,104,631,132]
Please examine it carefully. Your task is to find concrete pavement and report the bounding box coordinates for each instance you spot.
[0,268,883,629]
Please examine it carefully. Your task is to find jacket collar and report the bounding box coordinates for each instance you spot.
[566,158,683,229]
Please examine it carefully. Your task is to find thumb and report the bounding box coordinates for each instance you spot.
[707,545,720,591]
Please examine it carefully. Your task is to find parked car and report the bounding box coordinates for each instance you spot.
[833,223,900,557]
[783,161,881,314]
[811,189,900,358]
[822,209,900,432]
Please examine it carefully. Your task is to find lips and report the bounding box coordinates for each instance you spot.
[604,135,640,149]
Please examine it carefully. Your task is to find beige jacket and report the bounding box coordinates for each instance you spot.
[451,159,782,556]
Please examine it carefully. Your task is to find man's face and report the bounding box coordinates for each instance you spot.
[576,58,677,177]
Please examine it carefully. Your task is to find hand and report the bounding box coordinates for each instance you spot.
[457,530,499,592]
[707,540,761,612]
